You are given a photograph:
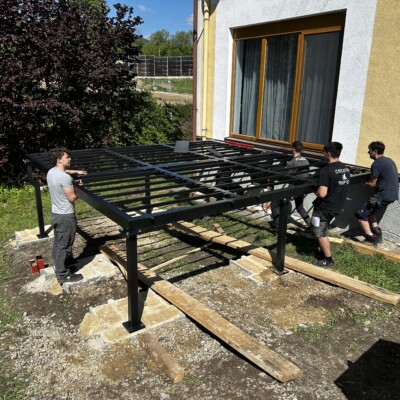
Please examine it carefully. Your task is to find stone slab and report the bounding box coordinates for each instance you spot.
[79,289,185,344]
[23,253,120,295]
[15,225,54,249]
[62,253,120,293]
[230,255,284,286]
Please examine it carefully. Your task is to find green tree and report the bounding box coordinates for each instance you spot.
[141,29,170,56]
[169,31,193,56]
[0,0,142,183]
[141,30,192,56]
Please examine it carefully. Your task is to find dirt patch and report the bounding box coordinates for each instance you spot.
[152,91,192,104]
[2,216,400,399]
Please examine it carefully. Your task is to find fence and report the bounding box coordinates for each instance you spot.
[135,55,193,77]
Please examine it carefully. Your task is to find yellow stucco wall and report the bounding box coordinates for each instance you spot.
[205,3,216,138]
[357,0,400,167]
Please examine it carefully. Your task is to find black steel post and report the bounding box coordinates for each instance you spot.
[26,162,48,238]
[145,174,151,214]
[274,198,290,274]
[124,235,145,333]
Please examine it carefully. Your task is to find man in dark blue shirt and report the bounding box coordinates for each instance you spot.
[355,141,399,244]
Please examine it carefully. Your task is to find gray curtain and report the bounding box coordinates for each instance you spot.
[261,34,298,141]
[297,32,341,144]
[232,39,262,136]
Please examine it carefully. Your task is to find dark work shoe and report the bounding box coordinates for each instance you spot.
[371,227,383,243]
[364,234,378,245]
[313,258,335,268]
[58,273,83,285]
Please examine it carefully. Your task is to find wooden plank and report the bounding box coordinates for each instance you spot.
[101,245,303,382]
[151,244,209,272]
[344,239,400,263]
[172,221,400,305]
[213,223,225,234]
[287,228,400,263]
[137,332,184,384]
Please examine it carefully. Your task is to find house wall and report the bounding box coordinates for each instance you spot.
[197,0,400,243]
[201,0,378,164]
[356,0,400,167]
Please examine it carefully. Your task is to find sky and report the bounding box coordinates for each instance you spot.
[106,1,193,38]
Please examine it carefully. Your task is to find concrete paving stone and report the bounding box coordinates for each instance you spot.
[96,306,125,325]
[100,325,132,344]
[229,259,252,276]
[40,267,55,281]
[247,274,265,287]
[79,289,184,344]
[15,226,54,249]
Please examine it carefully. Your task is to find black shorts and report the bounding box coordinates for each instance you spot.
[311,209,337,238]
[355,196,392,221]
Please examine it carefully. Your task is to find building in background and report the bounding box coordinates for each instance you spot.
[195,0,400,240]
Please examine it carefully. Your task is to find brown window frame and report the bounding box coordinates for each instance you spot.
[229,12,345,150]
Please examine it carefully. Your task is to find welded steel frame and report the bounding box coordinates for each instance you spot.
[26,140,371,331]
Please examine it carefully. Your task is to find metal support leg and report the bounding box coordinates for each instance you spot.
[123,235,145,333]
[274,198,290,275]
[145,174,152,214]
[26,163,47,238]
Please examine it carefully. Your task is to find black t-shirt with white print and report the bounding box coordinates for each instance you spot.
[313,161,350,214]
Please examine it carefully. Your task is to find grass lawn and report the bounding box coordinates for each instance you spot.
[139,77,193,94]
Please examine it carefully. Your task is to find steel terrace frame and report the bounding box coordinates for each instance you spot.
[26,140,370,332]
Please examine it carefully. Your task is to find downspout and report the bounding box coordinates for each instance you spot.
[201,0,210,140]
[192,0,198,141]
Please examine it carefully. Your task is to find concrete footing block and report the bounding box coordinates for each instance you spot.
[15,226,53,249]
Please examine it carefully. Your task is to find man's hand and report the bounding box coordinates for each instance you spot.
[365,176,377,188]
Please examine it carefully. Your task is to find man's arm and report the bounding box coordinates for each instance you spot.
[315,185,328,198]
[365,176,378,188]
[66,169,87,175]
[63,187,79,203]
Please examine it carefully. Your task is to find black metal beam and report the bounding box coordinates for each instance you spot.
[26,141,373,330]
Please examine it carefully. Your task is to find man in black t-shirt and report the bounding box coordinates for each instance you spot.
[311,142,350,267]
[355,141,399,244]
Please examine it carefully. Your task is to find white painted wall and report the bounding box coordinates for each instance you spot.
[203,0,377,164]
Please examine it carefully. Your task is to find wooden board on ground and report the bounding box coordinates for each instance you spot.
[172,221,400,305]
[137,332,184,384]
[287,228,400,264]
[344,238,400,263]
[101,245,303,382]
[150,244,209,272]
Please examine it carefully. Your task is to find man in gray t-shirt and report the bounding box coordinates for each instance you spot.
[47,148,86,284]
[271,141,311,228]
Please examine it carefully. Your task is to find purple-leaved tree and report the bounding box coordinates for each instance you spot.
[0,0,143,183]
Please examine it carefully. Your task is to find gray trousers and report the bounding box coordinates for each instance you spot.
[51,213,77,280]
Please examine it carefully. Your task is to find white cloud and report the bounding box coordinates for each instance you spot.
[138,5,154,13]
[186,13,193,26]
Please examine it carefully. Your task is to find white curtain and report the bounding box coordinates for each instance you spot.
[232,39,261,136]
[261,34,298,141]
[297,32,341,144]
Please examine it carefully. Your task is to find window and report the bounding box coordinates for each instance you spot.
[231,13,345,149]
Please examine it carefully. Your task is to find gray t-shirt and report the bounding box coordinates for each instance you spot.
[287,156,309,180]
[47,167,75,214]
